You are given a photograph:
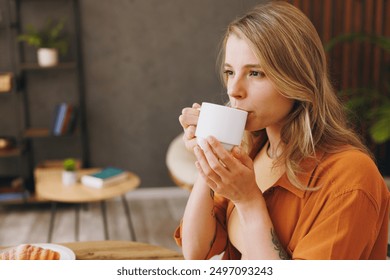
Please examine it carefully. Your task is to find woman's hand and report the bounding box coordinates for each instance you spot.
[193,136,282,260]
[179,103,201,152]
[193,136,260,204]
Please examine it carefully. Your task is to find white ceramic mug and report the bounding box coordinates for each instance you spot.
[195,102,248,151]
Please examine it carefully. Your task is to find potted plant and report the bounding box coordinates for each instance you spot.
[324,33,390,145]
[18,18,68,67]
[62,158,77,186]
[325,33,390,186]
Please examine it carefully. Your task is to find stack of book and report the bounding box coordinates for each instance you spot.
[81,167,128,188]
[51,103,77,136]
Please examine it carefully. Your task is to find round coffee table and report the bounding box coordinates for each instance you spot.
[34,168,141,242]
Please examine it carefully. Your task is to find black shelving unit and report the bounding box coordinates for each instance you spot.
[0,0,89,198]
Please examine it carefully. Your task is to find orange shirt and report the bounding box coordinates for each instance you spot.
[174,149,390,259]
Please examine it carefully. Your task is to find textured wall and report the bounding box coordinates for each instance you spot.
[0,0,262,187]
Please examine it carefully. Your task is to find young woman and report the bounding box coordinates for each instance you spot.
[175,1,389,259]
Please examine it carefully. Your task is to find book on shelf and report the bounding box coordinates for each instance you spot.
[51,103,78,136]
[51,104,61,134]
[0,176,28,202]
[0,192,29,202]
[53,103,67,135]
[65,106,78,134]
[60,105,73,135]
[81,167,128,188]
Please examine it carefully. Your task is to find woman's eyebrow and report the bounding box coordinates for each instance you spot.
[224,63,262,69]
[243,64,262,69]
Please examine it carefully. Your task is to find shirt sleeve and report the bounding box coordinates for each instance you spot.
[173,193,229,259]
[292,188,381,259]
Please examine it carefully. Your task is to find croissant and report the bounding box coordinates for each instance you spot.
[0,244,60,260]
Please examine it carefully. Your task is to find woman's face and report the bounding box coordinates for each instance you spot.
[224,33,294,132]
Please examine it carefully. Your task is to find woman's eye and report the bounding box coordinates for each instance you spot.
[223,70,234,76]
[249,71,265,77]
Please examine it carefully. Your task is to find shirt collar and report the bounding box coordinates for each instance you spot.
[272,150,326,198]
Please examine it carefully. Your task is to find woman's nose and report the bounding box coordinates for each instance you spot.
[227,77,246,100]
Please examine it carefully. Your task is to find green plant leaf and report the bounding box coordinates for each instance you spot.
[370,118,390,144]
[63,158,76,171]
[18,18,69,55]
[325,32,390,146]
[324,32,390,52]
[369,104,390,144]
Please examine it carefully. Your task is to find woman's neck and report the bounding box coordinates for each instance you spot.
[265,126,282,159]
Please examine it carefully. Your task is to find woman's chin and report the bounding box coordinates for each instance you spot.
[245,124,265,132]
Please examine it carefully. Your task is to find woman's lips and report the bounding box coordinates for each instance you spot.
[234,107,249,113]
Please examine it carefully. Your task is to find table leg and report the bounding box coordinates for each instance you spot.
[47,202,57,243]
[121,195,136,241]
[75,204,80,241]
[100,201,109,240]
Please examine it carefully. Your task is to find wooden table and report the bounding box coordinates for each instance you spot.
[62,240,183,260]
[0,240,183,260]
[34,168,141,242]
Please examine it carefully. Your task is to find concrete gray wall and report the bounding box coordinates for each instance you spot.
[0,0,263,187]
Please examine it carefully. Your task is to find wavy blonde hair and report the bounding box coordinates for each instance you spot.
[218,1,370,189]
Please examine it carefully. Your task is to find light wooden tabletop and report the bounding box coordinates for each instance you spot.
[0,240,183,260]
[61,240,183,260]
[34,168,141,203]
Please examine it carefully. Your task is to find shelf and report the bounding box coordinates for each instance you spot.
[0,192,48,205]
[20,62,77,71]
[24,128,51,138]
[23,128,78,139]
[3,0,89,197]
[0,176,25,203]
[0,147,23,158]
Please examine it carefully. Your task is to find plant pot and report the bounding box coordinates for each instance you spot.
[37,48,58,67]
[62,170,77,186]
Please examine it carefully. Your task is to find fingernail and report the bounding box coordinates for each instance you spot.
[201,139,208,148]
[207,136,215,144]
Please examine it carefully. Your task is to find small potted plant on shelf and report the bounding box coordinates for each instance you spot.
[62,158,77,186]
[18,18,68,67]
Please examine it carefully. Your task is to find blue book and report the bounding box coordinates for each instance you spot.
[54,103,68,136]
[81,167,127,188]
[0,192,28,202]
[51,104,61,134]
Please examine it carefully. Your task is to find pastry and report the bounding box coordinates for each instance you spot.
[0,244,60,260]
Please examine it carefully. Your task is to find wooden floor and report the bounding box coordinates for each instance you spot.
[0,187,189,253]
[2,186,389,259]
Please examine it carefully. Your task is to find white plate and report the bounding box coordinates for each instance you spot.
[32,243,76,260]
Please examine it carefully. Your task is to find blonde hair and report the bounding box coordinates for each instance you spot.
[218,1,370,189]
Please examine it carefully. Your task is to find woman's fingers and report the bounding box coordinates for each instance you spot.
[183,135,198,151]
[204,137,241,172]
[194,160,217,190]
[179,106,200,129]
[194,145,223,184]
[179,103,201,152]
[184,125,196,140]
[192,103,201,109]
[231,146,253,169]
